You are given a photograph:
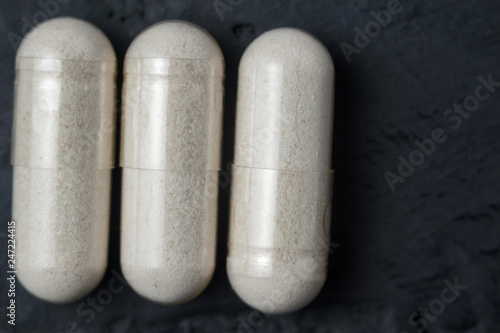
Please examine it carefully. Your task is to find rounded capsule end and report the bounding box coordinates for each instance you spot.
[17,17,116,61]
[240,27,333,74]
[17,265,106,303]
[122,265,214,305]
[126,20,223,59]
[227,269,325,314]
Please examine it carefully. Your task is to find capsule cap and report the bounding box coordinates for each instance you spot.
[234,28,334,171]
[121,20,224,171]
[12,17,117,170]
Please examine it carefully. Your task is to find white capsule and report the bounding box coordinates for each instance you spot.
[12,18,117,303]
[120,21,224,304]
[227,28,335,314]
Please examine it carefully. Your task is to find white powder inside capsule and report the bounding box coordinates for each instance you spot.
[12,18,116,303]
[228,28,335,314]
[119,21,224,304]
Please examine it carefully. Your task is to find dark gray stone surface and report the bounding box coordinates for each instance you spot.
[1,0,499,332]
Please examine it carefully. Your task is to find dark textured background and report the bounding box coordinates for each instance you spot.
[1,0,500,332]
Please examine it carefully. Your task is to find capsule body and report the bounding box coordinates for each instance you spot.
[12,18,117,303]
[227,28,334,313]
[120,21,224,304]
